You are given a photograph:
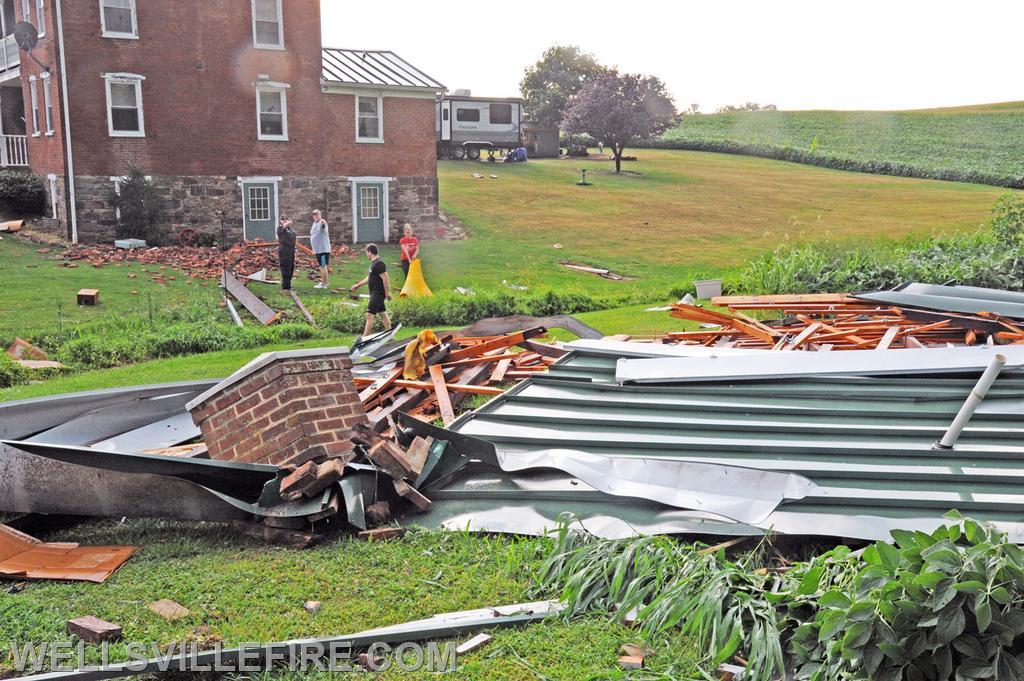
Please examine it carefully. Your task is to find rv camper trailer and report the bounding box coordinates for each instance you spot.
[436,92,524,160]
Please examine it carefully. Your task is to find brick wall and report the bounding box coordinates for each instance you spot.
[21,0,67,178]
[188,349,368,466]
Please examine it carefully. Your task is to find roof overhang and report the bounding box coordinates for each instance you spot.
[321,80,444,99]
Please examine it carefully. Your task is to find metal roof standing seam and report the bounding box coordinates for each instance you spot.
[321,48,444,90]
[854,283,1024,319]
[409,348,1024,542]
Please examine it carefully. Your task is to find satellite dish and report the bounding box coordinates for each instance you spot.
[12,22,38,52]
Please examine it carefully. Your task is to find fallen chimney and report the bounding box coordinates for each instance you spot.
[186,348,367,466]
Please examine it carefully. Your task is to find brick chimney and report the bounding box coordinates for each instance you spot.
[186,348,367,466]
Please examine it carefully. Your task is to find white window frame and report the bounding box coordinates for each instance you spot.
[251,0,284,50]
[47,174,57,219]
[21,0,30,24]
[355,95,383,144]
[100,0,138,39]
[28,76,39,136]
[41,72,53,135]
[36,0,45,36]
[103,73,145,138]
[255,83,289,141]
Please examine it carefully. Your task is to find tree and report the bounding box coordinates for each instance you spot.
[562,72,677,173]
[107,164,166,244]
[520,45,607,127]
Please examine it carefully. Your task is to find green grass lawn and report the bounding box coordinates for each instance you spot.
[0,520,701,679]
[659,102,1024,185]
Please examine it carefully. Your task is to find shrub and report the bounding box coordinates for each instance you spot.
[151,323,234,357]
[108,165,167,244]
[0,171,47,215]
[0,353,28,389]
[56,334,154,369]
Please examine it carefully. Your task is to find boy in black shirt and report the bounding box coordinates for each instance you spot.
[349,243,392,337]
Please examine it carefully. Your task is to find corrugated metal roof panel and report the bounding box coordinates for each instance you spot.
[321,48,444,90]
[855,283,1024,319]
[421,348,1024,542]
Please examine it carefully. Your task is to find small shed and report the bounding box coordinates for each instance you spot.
[523,123,560,158]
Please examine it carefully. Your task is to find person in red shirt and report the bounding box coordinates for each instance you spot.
[398,223,420,278]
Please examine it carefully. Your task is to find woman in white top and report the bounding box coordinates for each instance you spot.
[309,209,331,289]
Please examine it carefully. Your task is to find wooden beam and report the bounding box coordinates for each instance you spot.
[221,271,280,326]
[288,290,316,326]
[358,368,402,404]
[445,331,531,362]
[490,358,512,384]
[353,377,504,395]
[429,365,456,426]
[782,322,821,351]
[875,326,899,351]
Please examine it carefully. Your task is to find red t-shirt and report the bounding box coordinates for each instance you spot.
[399,236,419,261]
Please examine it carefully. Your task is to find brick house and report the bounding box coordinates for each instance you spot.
[0,0,445,244]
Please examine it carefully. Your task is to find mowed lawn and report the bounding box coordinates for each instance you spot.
[435,149,1010,292]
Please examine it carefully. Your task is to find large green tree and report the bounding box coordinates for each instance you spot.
[520,45,607,127]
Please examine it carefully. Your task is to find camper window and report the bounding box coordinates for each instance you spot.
[456,108,480,122]
[490,103,512,125]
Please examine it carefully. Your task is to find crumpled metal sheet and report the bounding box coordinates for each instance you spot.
[495,447,815,525]
[854,283,1024,320]
[0,523,137,583]
[566,339,767,359]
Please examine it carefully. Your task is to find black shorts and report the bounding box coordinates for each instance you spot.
[367,294,387,314]
[316,253,330,267]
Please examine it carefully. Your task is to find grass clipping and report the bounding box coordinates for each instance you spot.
[535,511,1024,681]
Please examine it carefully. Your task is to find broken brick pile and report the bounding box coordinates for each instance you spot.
[60,242,354,281]
[188,348,367,466]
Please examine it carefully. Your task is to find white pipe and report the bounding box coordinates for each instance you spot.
[54,0,77,244]
[935,353,1006,450]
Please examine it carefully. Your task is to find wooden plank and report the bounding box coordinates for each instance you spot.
[517,339,568,359]
[288,290,317,326]
[445,331,530,362]
[223,295,243,327]
[358,368,402,404]
[782,323,821,351]
[439,353,517,369]
[875,326,899,351]
[429,365,456,426]
[353,377,504,395]
[221,271,280,326]
[490,358,512,383]
[712,293,856,306]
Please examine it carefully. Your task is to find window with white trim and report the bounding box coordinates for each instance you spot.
[248,186,271,221]
[356,95,382,142]
[28,77,39,136]
[20,0,30,24]
[256,86,287,140]
[103,74,145,137]
[252,0,283,49]
[41,72,53,134]
[36,0,45,36]
[100,0,137,39]
[359,186,380,219]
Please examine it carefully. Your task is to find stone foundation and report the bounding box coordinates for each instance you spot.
[73,174,442,245]
[187,348,368,466]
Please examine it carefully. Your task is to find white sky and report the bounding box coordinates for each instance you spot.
[321,0,1024,112]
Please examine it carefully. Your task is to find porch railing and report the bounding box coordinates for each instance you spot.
[1,134,28,166]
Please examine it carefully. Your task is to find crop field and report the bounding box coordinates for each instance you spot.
[655,101,1024,187]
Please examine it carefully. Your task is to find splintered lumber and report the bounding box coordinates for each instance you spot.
[6,337,48,361]
[875,326,900,351]
[359,367,402,405]
[358,527,406,541]
[518,338,569,359]
[0,219,23,232]
[221,270,280,325]
[429,365,456,426]
[281,459,346,501]
[289,289,317,326]
[142,443,209,459]
[490,358,513,383]
[445,329,540,362]
[669,303,779,344]
[456,634,493,655]
[439,352,517,368]
[711,293,858,306]
[352,377,504,395]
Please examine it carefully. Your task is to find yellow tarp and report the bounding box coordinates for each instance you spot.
[403,329,439,380]
[399,259,433,298]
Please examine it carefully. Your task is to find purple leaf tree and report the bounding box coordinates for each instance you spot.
[562,72,677,173]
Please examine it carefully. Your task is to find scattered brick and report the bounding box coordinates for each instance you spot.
[67,616,122,643]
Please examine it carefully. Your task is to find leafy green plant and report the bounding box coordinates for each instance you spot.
[537,512,1024,681]
[0,352,28,388]
[0,170,47,215]
[107,164,166,244]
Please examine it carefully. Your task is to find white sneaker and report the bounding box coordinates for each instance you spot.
[314,283,326,289]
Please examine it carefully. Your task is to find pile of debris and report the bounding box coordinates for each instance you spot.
[60,241,353,281]
[351,325,566,427]
[5,337,66,371]
[663,283,1024,349]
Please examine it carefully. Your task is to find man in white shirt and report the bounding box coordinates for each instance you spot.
[309,209,331,289]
